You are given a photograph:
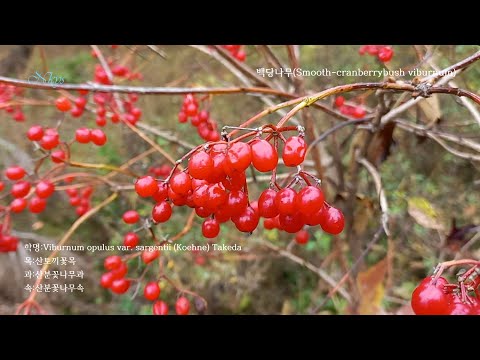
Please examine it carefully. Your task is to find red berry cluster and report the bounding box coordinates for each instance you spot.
[134,131,345,239]
[177,94,220,141]
[65,184,94,217]
[148,164,172,178]
[0,84,25,122]
[411,273,480,315]
[334,96,366,119]
[100,255,130,294]
[221,45,247,62]
[359,45,394,63]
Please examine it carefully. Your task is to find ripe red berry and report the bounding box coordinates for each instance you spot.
[96,116,107,127]
[232,206,259,233]
[6,166,26,181]
[235,50,246,62]
[320,206,345,235]
[226,190,248,216]
[111,262,128,279]
[11,180,31,198]
[111,278,130,294]
[123,232,139,248]
[51,150,66,163]
[188,151,214,180]
[295,229,309,244]
[175,296,190,315]
[447,295,475,315]
[75,97,87,108]
[0,181,4,192]
[27,125,44,141]
[35,181,55,198]
[141,249,160,264]
[152,201,172,223]
[411,276,449,315]
[144,281,161,301]
[75,128,91,143]
[377,46,394,63]
[275,188,297,215]
[296,186,325,215]
[123,210,140,224]
[334,96,345,108]
[178,111,188,123]
[258,189,279,218]
[90,129,107,146]
[226,142,252,172]
[10,198,27,213]
[282,136,307,167]
[13,111,25,122]
[55,97,72,112]
[29,196,47,213]
[202,218,220,238]
[352,106,366,119]
[135,176,159,197]
[100,272,115,288]
[185,103,198,117]
[250,139,278,172]
[153,300,169,315]
[39,134,59,150]
[169,172,192,195]
[104,255,123,271]
[70,106,84,118]
[279,212,305,233]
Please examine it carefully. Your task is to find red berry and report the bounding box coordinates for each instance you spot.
[104,255,123,271]
[352,106,366,119]
[96,116,107,127]
[206,183,227,209]
[111,263,128,279]
[199,110,209,122]
[377,46,394,63]
[178,111,188,123]
[0,181,4,192]
[11,180,31,198]
[250,139,278,172]
[69,196,81,206]
[235,50,246,62]
[39,134,59,150]
[282,136,307,167]
[169,172,192,195]
[123,232,139,248]
[27,125,44,141]
[227,142,252,172]
[152,201,172,223]
[188,151,214,180]
[10,198,27,213]
[74,97,87,108]
[334,96,345,108]
[5,166,26,180]
[153,300,169,315]
[90,129,107,146]
[51,150,66,163]
[142,249,160,264]
[202,218,220,238]
[144,281,161,301]
[111,278,130,294]
[447,295,475,315]
[152,182,169,203]
[296,186,325,215]
[70,106,84,118]
[321,206,345,235]
[295,229,309,244]
[279,212,305,233]
[275,188,297,215]
[123,210,140,224]
[29,196,47,213]
[135,176,159,197]
[226,190,248,215]
[100,272,115,288]
[13,111,25,122]
[35,181,55,198]
[232,206,259,233]
[76,205,89,216]
[258,189,279,218]
[175,296,190,315]
[185,103,198,117]
[411,276,449,315]
[75,128,91,143]
[55,97,72,112]
[111,113,120,123]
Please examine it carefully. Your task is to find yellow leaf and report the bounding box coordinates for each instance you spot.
[407,197,445,231]
[357,257,388,314]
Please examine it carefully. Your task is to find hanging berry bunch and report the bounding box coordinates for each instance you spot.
[177,94,220,142]
[359,45,394,63]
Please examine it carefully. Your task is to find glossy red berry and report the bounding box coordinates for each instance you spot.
[175,296,190,315]
[377,46,394,63]
[188,151,214,180]
[226,190,248,215]
[296,186,324,215]
[447,296,474,315]
[275,188,297,215]
[153,300,169,315]
[232,206,259,233]
[10,198,27,213]
[39,133,59,150]
[104,255,123,271]
[123,210,140,224]
[100,272,115,288]
[334,96,345,107]
[71,106,84,118]
[90,129,107,146]
[75,128,91,143]
[178,111,188,123]
[141,249,160,264]
[123,232,139,248]
[35,180,55,198]
[144,281,161,301]
[152,201,172,223]
[321,206,345,235]
[111,278,130,294]
[55,97,72,112]
[282,136,307,167]
[250,139,278,172]
[202,218,220,238]
[227,142,252,172]
[27,125,44,141]
[411,276,449,315]
[295,229,309,245]
[279,212,305,233]
[135,176,159,197]
[11,180,31,198]
[6,166,26,181]
[169,172,192,195]
[258,189,279,218]
[74,97,87,108]
[111,262,128,279]
[29,197,47,213]
[51,150,66,163]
